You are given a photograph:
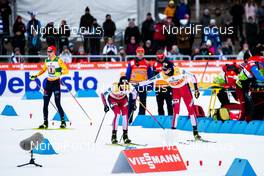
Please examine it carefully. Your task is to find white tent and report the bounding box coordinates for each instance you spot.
[16,0,155,33]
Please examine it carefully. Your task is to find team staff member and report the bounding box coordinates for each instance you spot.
[126,47,152,123]
[153,50,173,115]
[236,56,264,121]
[30,46,69,129]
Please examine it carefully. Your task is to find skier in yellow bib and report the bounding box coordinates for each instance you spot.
[30,46,69,129]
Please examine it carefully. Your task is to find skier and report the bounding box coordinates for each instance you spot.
[138,62,201,140]
[30,46,69,129]
[101,76,137,144]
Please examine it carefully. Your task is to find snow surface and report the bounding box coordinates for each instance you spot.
[0,95,263,176]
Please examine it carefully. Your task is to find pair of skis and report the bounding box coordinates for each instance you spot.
[178,138,217,145]
[106,142,147,147]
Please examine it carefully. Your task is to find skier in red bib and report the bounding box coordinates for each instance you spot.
[101,76,137,144]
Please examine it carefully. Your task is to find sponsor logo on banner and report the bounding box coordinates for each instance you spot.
[0,71,98,95]
[123,146,186,173]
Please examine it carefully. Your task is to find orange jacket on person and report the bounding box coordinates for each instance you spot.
[164,6,176,18]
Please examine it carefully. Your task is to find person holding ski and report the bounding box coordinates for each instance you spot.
[137,62,202,140]
[30,46,69,129]
[101,76,137,144]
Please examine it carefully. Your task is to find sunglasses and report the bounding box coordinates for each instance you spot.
[47,50,53,53]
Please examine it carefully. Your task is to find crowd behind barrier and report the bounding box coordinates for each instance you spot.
[0,54,242,63]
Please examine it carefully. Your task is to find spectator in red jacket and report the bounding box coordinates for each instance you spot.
[126,36,139,57]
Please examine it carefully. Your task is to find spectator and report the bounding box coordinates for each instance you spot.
[192,47,200,60]
[206,40,216,55]
[68,43,75,54]
[221,38,234,55]
[200,8,211,27]
[43,22,57,46]
[230,0,244,40]
[214,8,225,26]
[176,15,193,56]
[89,18,102,59]
[10,47,24,63]
[102,37,118,61]
[245,16,258,49]
[165,17,177,50]
[257,1,264,44]
[168,45,182,60]
[28,29,41,62]
[141,12,155,43]
[119,46,126,61]
[12,15,26,54]
[153,18,166,51]
[222,18,235,43]
[237,43,251,60]
[143,40,156,60]
[245,0,257,22]
[72,45,88,63]
[174,0,190,24]
[60,45,72,63]
[124,18,140,44]
[58,20,70,52]
[79,7,95,53]
[126,36,139,56]
[199,43,210,56]
[0,0,11,35]
[203,19,221,52]
[27,12,41,39]
[164,0,176,18]
[103,14,116,40]
[0,16,6,55]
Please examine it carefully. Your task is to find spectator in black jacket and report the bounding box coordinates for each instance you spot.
[0,0,11,35]
[245,16,258,49]
[124,18,140,44]
[43,22,57,46]
[90,18,102,60]
[58,20,70,52]
[230,0,244,40]
[12,16,26,54]
[103,14,116,40]
[79,6,95,53]
[28,29,41,62]
[144,40,156,61]
[27,12,41,39]
[141,12,155,43]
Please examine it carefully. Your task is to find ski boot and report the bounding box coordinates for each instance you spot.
[39,120,48,129]
[123,130,131,144]
[193,126,201,141]
[60,119,66,128]
[111,130,118,144]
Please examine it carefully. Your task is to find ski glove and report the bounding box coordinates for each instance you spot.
[194,90,200,99]
[54,72,62,77]
[104,105,110,113]
[30,75,37,81]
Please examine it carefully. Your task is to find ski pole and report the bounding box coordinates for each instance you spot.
[136,98,165,130]
[36,82,59,113]
[94,112,107,143]
[60,80,93,125]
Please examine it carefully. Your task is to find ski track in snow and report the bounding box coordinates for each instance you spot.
[0,96,263,176]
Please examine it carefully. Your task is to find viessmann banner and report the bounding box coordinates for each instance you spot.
[0,60,242,96]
